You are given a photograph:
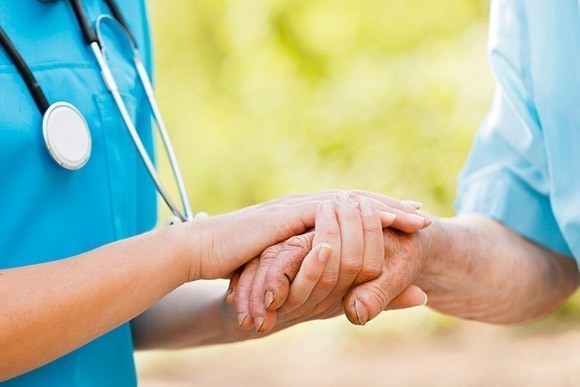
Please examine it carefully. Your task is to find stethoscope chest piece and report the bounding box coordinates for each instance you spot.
[43,102,92,170]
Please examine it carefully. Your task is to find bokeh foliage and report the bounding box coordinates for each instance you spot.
[151,0,491,217]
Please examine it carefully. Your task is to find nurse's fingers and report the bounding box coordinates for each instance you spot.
[264,201,396,314]
[349,192,431,232]
[258,190,426,220]
[262,233,315,311]
[304,192,371,317]
[358,197,429,233]
[233,258,260,330]
[225,269,242,305]
[282,243,333,315]
[278,200,342,315]
[353,197,385,285]
[255,190,430,234]
[318,191,364,297]
[349,191,429,221]
[384,285,428,311]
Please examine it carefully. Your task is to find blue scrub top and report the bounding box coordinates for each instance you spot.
[457,0,580,267]
[0,0,157,385]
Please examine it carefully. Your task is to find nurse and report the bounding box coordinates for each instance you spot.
[0,1,430,385]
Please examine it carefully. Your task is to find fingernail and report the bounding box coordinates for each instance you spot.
[237,313,247,327]
[255,317,265,332]
[379,211,397,223]
[318,243,332,263]
[265,290,274,309]
[421,292,429,307]
[402,200,422,209]
[337,191,351,205]
[354,299,368,326]
[417,210,433,226]
[359,197,374,215]
[409,213,426,225]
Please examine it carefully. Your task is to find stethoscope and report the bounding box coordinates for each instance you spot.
[0,0,203,224]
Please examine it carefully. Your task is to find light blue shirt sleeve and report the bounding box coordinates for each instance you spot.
[456,0,575,259]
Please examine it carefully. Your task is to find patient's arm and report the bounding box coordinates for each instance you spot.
[342,213,579,325]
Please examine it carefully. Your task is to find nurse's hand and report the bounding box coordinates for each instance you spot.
[228,192,429,332]
[183,191,430,282]
[183,200,318,282]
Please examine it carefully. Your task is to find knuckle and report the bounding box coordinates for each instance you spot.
[337,210,360,223]
[267,264,286,280]
[275,255,303,282]
[302,269,321,284]
[285,293,303,308]
[261,245,281,261]
[317,272,339,289]
[284,235,310,254]
[312,297,340,316]
[362,219,382,234]
[341,259,363,277]
[312,302,328,316]
[358,264,383,282]
[245,258,260,271]
[315,228,340,242]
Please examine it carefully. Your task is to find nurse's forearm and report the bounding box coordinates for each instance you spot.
[0,225,191,382]
[417,214,579,323]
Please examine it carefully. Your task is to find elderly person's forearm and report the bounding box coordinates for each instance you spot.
[417,214,579,324]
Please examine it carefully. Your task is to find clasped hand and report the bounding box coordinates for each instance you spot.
[223,191,431,333]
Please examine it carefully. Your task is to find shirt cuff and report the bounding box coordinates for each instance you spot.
[455,170,574,259]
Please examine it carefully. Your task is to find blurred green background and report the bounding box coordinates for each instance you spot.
[140,1,580,385]
[152,0,491,216]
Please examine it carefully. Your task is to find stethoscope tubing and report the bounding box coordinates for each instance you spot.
[71,0,194,222]
[132,50,194,221]
[90,39,191,222]
[0,26,50,113]
[102,0,136,48]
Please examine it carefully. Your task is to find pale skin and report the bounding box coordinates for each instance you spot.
[237,192,579,332]
[0,191,429,381]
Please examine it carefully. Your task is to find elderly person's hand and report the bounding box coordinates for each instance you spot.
[228,191,430,332]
